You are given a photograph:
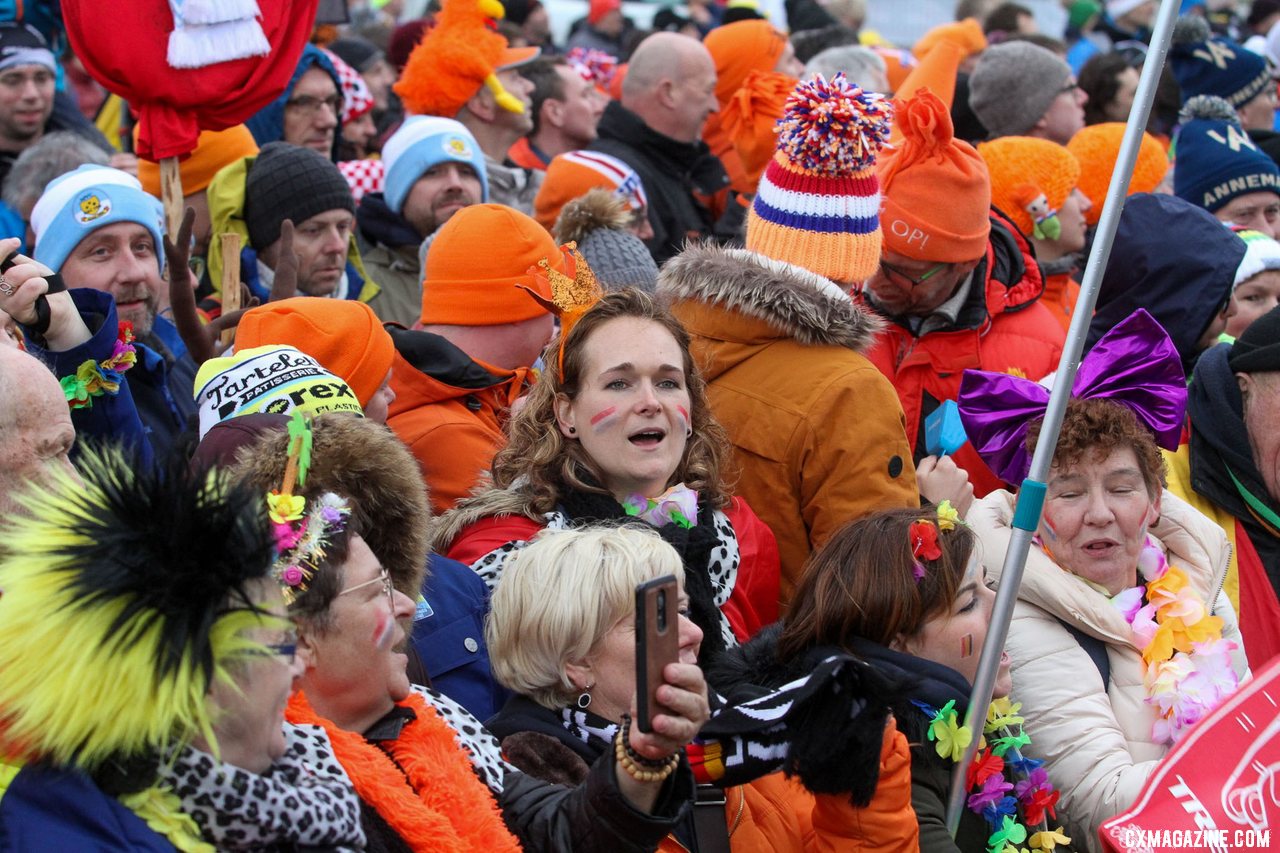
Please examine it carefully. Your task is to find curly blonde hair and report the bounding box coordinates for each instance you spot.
[492,289,731,513]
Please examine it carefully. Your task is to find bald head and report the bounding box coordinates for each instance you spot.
[621,33,719,142]
[0,346,79,517]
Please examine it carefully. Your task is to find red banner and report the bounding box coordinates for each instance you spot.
[1100,657,1280,852]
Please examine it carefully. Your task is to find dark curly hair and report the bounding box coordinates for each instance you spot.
[1080,51,1135,126]
[492,288,730,513]
[1027,397,1166,497]
[778,507,978,659]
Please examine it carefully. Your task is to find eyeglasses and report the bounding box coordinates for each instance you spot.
[285,93,343,116]
[1057,80,1081,97]
[262,629,298,662]
[339,568,394,605]
[879,259,949,288]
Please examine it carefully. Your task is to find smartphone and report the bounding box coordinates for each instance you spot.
[635,574,680,734]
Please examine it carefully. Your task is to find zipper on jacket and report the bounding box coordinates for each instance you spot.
[1210,540,1232,615]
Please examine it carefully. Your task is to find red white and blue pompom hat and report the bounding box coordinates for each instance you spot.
[745,73,892,283]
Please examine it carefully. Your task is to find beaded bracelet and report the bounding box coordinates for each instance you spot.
[614,714,680,783]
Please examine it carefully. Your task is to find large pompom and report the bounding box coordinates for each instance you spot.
[1172,15,1210,46]
[1180,93,1240,124]
[775,72,893,176]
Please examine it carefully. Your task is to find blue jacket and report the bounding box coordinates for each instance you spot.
[412,553,509,722]
[245,45,342,160]
[0,765,175,852]
[22,289,154,467]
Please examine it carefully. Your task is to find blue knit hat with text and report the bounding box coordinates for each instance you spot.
[1174,96,1280,213]
[382,116,489,214]
[1170,16,1271,108]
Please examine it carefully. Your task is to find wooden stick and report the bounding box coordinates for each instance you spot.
[219,233,241,347]
[158,157,184,238]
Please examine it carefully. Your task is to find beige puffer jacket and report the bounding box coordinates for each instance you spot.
[969,489,1249,852]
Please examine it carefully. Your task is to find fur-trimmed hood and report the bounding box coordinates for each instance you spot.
[429,484,540,555]
[231,414,430,597]
[657,243,883,353]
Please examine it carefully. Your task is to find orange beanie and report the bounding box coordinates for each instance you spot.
[234,298,395,407]
[704,20,788,107]
[421,204,562,326]
[911,17,986,60]
[1067,122,1170,227]
[137,125,258,198]
[720,70,798,187]
[877,88,991,262]
[977,136,1081,240]
[873,46,918,94]
[534,150,647,232]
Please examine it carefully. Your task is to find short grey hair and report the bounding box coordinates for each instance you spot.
[806,45,890,95]
[485,524,685,711]
[2,132,110,217]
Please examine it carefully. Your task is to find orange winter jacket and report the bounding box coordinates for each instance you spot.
[659,245,920,608]
[860,212,1065,498]
[385,329,530,514]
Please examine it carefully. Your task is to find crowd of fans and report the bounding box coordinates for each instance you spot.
[1,0,1279,850]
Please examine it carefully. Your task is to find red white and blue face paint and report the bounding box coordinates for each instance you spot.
[372,608,395,651]
[589,406,619,431]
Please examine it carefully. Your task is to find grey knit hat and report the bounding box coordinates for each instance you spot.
[578,228,659,293]
[968,42,1073,139]
[244,142,356,250]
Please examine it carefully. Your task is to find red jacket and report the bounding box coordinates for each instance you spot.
[860,213,1066,497]
[441,495,781,643]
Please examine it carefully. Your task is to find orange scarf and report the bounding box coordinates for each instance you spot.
[286,691,521,853]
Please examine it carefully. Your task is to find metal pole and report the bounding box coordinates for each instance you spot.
[944,0,1185,833]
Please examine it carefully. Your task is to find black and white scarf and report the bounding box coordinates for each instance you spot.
[158,723,365,851]
[557,654,891,805]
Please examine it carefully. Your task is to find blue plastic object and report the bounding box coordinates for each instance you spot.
[1012,480,1047,531]
[924,400,968,457]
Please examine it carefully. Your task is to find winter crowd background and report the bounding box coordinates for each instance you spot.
[0,0,1279,850]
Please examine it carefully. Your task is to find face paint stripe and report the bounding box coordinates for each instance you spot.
[589,406,617,427]
[960,634,974,658]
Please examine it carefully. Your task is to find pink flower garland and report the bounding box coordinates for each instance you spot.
[1112,537,1239,745]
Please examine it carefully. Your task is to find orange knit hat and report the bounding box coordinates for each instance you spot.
[421,204,563,326]
[394,0,539,117]
[877,88,991,262]
[977,136,1081,240]
[1067,122,1170,227]
[911,18,986,60]
[137,125,258,198]
[233,297,395,407]
[720,70,798,187]
[704,20,788,107]
[534,150,648,232]
[873,46,918,93]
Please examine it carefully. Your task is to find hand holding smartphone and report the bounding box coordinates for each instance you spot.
[634,574,680,734]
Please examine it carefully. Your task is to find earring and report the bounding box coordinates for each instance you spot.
[576,687,592,709]
[686,428,692,437]
[568,426,577,435]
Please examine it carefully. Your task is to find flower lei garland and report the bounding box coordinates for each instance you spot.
[61,321,136,409]
[267,413,351,604]
[622,483,698,529]
[1111,536,1239,745]
[915,696,1073,853]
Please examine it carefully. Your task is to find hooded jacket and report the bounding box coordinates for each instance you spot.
[358,191,427,327]
[206,155,379,307]
[245,45,342,160]
[1163,343,1280,667]
[1086,193,1244,376]
[590,101,731,265]
[859,211,1065,498]
[487,690,919,853]
[968,489,1248,851]
[385,326,530,515]
[659,244,920,604]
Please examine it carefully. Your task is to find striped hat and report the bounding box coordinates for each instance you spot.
[744,73,892,283]
[534,150,648,232]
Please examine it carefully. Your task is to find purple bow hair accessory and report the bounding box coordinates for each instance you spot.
[956,309,1186,485]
